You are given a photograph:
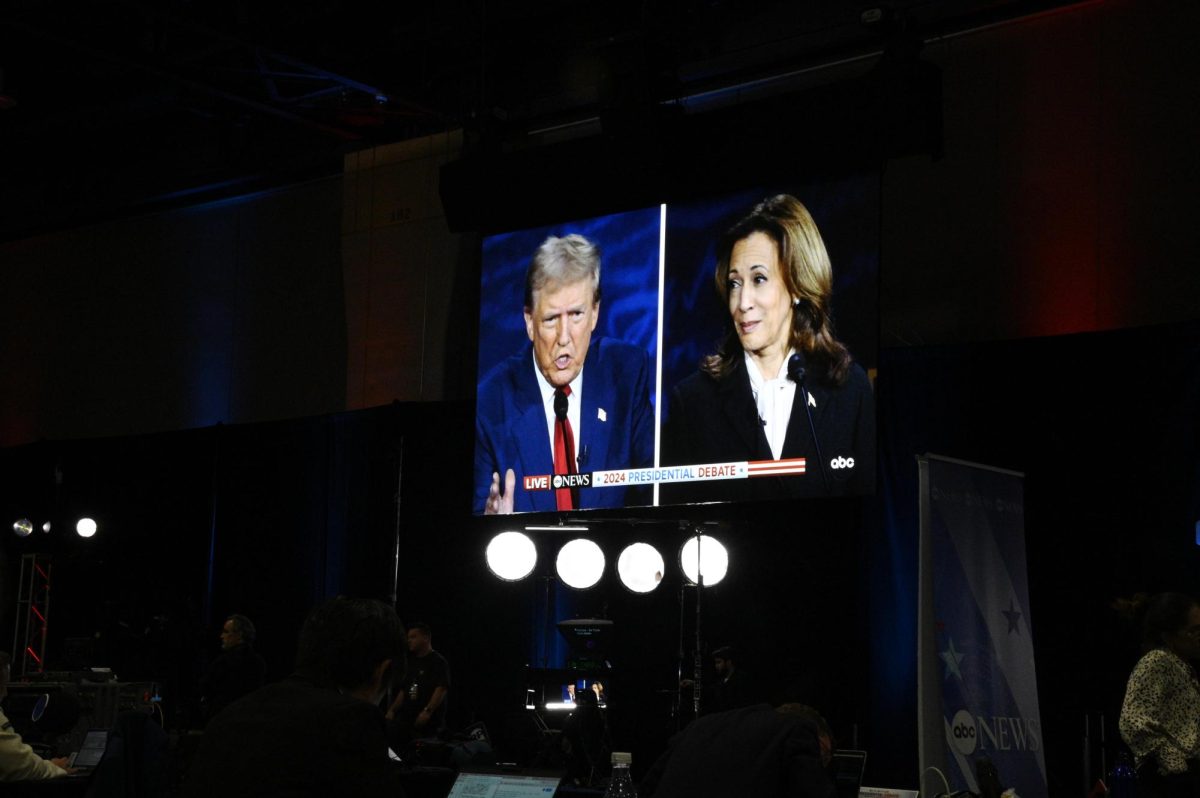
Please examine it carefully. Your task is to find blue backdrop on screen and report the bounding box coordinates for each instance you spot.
[478,206,661,395]
[660,175,879,425]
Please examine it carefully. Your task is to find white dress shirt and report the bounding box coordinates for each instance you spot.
[532,354,583,467]
[745,349,797,460]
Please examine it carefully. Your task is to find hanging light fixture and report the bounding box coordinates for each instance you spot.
[616,542,665,593]
[75,518,98,538]
[485,531,538,581]
[555,538,605,590]
[679,534,728,586]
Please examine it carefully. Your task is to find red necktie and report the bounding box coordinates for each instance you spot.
[553,386,578,510]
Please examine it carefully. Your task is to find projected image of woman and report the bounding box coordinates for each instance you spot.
[661,194,874,502]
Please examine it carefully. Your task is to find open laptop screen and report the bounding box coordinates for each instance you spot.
[445,772,560,798]
[71,729,110,769]
[831,750,867,798]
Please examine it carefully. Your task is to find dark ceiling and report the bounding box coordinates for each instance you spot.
[0,0,1070,241]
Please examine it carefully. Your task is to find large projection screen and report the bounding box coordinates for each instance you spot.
[474,175,877,515]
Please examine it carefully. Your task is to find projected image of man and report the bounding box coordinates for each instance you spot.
[475,234,654,513]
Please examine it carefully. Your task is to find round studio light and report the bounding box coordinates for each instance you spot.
[41,522,51,534]
[556,538,605,590]
[679,535,728,587]
[13,519,33,538]
[75,518,98,538]
[616,542,665,594]
[485,532,538,581]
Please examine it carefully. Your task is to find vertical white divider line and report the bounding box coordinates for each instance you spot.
[653,202,667,506]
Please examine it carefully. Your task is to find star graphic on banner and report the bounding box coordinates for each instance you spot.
[941,639,965,682]
[1002,598,1023,635]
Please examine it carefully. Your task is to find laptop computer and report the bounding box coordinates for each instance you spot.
[66,729,110,772]
[831,750,867,798]
[445,770,561,798]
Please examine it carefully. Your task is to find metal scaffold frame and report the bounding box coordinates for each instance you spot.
[11,554,51,677]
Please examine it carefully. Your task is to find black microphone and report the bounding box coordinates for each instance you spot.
[787,352,830,493]
[553,388,568,420]
[787,353,805,385]
[553,388,580,505]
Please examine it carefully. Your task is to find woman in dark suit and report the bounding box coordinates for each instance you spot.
[662,194,874,503]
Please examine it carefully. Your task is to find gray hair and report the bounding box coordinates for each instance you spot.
[227,614,257,644]
[523,234,602,311]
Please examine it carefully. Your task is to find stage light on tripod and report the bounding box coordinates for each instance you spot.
[556,538,604,590]
[485,532,538,581]
[12,519,33,537]
[616,543,665,593]
[75,518,98,538]
[680,535,728,586]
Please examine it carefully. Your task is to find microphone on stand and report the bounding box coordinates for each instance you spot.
[786,353,805,385]
[553,389,568,421]
[553,388,579,506]
[787,353,830,493]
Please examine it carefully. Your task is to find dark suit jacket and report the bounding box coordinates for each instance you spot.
[641,704,835,798]
[474,337,654,513]
[661,355,875,503]
[200,643,266,721]
[184,677,406,798]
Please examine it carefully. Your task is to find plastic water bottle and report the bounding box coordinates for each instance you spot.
[604,751,636,798]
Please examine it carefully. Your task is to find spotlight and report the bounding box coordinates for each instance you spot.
[485,532,537,581]
[555,538,605,590]
[41,521,51,534]
[679,535,728,586]
[616,543,665,594]
[75,518,98,538]
[13,519,33,537]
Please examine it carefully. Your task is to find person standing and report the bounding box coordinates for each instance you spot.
[386,623,450,742]
[1119,592,1200,797]
[200,614,267,721]
[709,646,756,714]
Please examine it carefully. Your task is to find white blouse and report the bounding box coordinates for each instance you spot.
[745,350,797,461]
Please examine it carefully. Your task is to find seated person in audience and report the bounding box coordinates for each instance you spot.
[640,702,834,798]
[185,597,408,798]
[0,651,71,781]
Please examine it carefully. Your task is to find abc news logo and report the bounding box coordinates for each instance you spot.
[951,710,978,754]
[552,473,591,489]
[830,456,855,470]
[948,708,1042,755]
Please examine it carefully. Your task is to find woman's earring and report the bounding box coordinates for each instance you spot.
[793,298,800,307]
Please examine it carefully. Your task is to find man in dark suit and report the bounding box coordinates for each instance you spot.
[200,613,266,722]
[185,598,407,798]
[475,234,654,514]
